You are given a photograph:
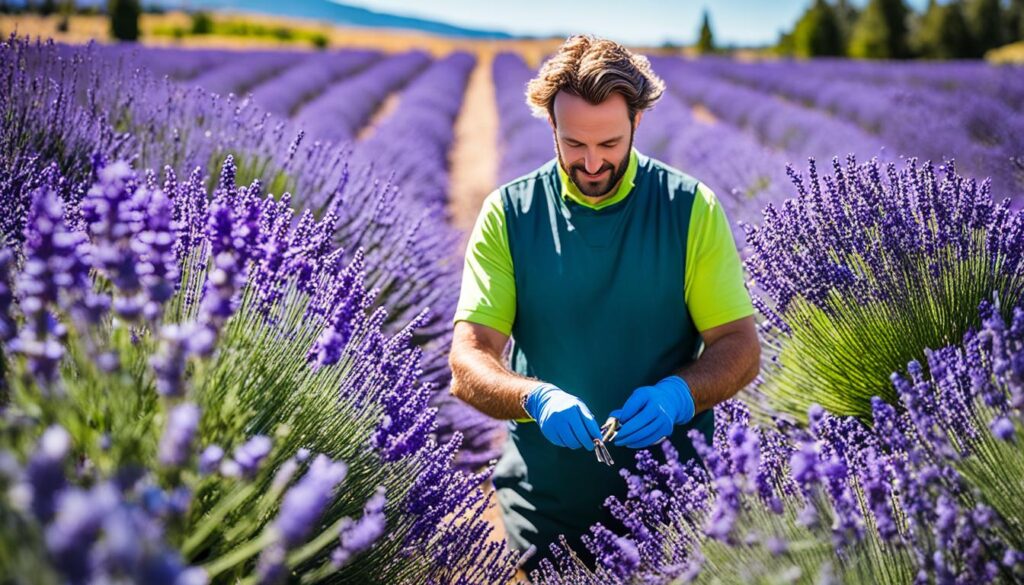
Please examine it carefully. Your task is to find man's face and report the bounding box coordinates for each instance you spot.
[550,91,639,199]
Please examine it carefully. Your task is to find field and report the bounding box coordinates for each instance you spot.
[2,11,1024,585]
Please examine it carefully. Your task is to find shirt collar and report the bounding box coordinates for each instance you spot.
[557,147,639,210]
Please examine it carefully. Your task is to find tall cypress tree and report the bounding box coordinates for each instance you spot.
[793,0,844,57]
[849,0,911,59]
[965,0,1004,56]
[834,0,860,52]
[108,0,140,41]
[696,9,716,55]
[913,0,972,59]
[1009,0,1024,43]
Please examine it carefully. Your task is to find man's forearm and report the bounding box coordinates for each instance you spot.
[449,346,541,420]
[671,332,760,415]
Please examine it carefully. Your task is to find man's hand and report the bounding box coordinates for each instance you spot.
[609,376,695,449]
[524,384,602,450]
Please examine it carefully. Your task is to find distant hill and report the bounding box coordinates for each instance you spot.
[151,0,518,39]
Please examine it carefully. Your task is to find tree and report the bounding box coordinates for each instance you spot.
[834,0,860,51]
[964,0,1003,56]
[1007,0,1024,43]
[849,0,911,59]
[108,0,140,41]
[913,0,972,59]
[190,11,214,35]
[696,9,715,54]
[792,0,844,57]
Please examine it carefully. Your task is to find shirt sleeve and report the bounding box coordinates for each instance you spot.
[684,183,755,331]
[452,189,517,335]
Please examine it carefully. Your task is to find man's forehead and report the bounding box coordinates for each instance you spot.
[552,91,630,137]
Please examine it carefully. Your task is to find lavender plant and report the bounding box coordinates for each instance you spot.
[0,156,517,583]
[493,52,554,183]
[743,155,1024,421]
[688,57,1024,204]
[890,297,1024,557]
[536,324,1024,584]
[1,37,491,470]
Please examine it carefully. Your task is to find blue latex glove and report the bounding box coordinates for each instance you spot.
[609,375,695,449]
[524,384,602,450]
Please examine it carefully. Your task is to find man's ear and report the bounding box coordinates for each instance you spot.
[633,110,644,130]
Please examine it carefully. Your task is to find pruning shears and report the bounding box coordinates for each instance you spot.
[593,416,620,466]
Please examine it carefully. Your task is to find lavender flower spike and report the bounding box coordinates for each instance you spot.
[158,403,201,467]
[332,486,387,568]
[274,454,348,547]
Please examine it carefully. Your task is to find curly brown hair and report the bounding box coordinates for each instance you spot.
[525,34,665,124]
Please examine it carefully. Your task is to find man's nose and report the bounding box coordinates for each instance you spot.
[584,151,603,174]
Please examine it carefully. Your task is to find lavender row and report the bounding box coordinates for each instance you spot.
[536,157,1024,585]
[650,56,892,169]
[1,39,477,470]
[0,150,518,582]
[687,57,1024,202]
[248,49,380,118]
[98,44,237,81]
[493,52,554,183]
[189,49,310,97]
[293,50,431,144]
[757,56,1024,110]
[346,51,507,467]
[353,52,475,209]
[635,89,790,248]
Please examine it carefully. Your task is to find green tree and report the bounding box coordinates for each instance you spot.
[107,0,140,41]
[834,0,860,51]
[792,0,844,57]
[696,8,715,54]
[190,11,213,35]
[965,0,1003,56]
[1007,0,1024,42]
[776,30,796,55]
[849,0,911,58]
[913,0,972,59]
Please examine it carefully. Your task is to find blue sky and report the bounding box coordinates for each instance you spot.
[337,0,930,46]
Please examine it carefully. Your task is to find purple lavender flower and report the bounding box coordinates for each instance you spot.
[197,167,262,337]
[255,542,287,585]
[82,161,147,320]
[220,435,272,479]
[274,454,348,547]
[198,445,224,475]
[150,324,192,397]
[10,186,92,386]
[990,416,1016,442]
[859,447,898,541]
[581,524,640,581]
[45,483,119,582]
[134,186,179,320]
[26,425,71,522]
[158,403,201,467]
[333,486,387,568]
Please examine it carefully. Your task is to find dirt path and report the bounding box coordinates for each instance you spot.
[355,92,402,141]
[692,103,718,125]
[445,49,531,584]
[447,49,499,247]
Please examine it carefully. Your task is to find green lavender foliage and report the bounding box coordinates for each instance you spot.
[745,158,1024,423]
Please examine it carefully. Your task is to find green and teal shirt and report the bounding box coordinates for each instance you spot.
[452,147,754,571]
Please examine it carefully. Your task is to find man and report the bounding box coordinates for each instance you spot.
[448,35,761,576]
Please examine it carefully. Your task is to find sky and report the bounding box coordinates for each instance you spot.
[335,0,930,47]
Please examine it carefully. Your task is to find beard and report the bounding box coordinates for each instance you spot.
[557,130,634,199]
